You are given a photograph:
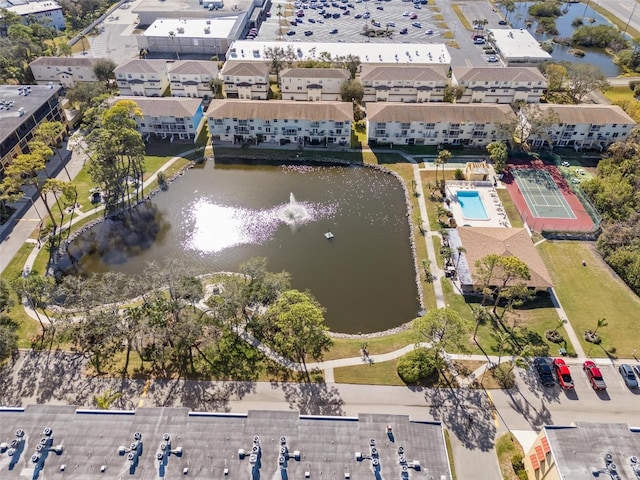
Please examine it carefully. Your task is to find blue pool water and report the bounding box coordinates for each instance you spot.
[457,190,489,220]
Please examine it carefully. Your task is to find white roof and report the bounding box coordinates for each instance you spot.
[144,16,239,39]
[228,41,451,65]
[6,0,61,15]
[488,29,551,61]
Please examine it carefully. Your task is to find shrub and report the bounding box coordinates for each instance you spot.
[396,348,437,384]
[454,168,465,180]
[571,18,583,27]
[528,2,561,17]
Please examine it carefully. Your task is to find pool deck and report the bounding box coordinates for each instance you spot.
[445,181,511,228]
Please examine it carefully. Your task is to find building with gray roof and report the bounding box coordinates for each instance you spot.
[0,406,452,480]
[0,84,63,174]
[524,422,640,479]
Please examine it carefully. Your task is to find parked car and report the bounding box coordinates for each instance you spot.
[619,364,638,389]
[308,18,315,22]
[583,360,607,391]
[410,12,417,19]
[425,29,433,34]
[534,358,555,387]
[399,27,408,34]
[329,28,338,34]
[386,21,395,27]
[286,30,296,35]
[411,21,421,27]
[402,10,410,16]
[487,55,499,62]
[290,20,298,25]
[304,30,313,35]
[363,11,370,18]
[333,12,341,18]
[355,13,362,18]
[376,5,384,10]
[553,358,574,389]
[498,19,508,25]
[474,38,486,44]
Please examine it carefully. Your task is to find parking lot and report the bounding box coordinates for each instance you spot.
[254,0,510,66]
[259,0,449,44]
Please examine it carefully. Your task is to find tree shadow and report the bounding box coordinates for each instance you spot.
[516,362,562,404]
[425,388,495,452]
[276,380,345,416]
[503,384,554,429]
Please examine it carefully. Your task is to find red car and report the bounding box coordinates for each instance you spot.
[553,358,574,389]
[583,360,607,390]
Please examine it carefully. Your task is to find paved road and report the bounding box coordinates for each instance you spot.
[592,0,640,35]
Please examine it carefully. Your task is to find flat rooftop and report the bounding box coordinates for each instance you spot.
[0,406,452,480]
[4,0,61,14]
[133,0,255,20]
[144,16,241,39]
[488,28,551,61]
[229,41,451,65]
[544,422,640,479]
[0,84,62,143]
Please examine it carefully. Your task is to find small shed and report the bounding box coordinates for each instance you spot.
[465,161,490,181]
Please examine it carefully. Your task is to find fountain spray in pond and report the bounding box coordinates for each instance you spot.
[280,192,311,226]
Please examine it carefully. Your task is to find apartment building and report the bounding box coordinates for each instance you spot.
[221,61,269,100]
[360,65,449,104]
[2,0,65,30]
[279,68,349,102]
[528,104,636,150]
[206,100,353,146]
[167,60,219,98]
[366,103,511,146]
[114,59,170,97]
[113,96,204,142]
[451,66,547,104]
[29,57,104,88]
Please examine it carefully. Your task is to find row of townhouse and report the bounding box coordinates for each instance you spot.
[31,55,548,105]
[30,57,219,99]
[366,103,636,149]
[220,61,548,105]
[114,59,218,98]
[104,97,635,150]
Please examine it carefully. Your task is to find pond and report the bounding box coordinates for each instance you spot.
[499,1,623,76]
[60,160,420,334]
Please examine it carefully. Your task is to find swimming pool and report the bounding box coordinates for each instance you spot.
[457,190,489,220]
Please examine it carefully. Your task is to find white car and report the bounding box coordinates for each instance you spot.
[487,55,498,62]
[402,11,410,16]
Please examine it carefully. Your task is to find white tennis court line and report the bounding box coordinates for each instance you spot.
[514,169,577,219]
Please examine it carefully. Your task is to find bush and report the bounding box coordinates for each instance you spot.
[454,168,464,180]
[528,2,561,17]
[396,348,437,384]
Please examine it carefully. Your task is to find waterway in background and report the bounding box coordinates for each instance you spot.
[499,2,623,77]
[61,160,419,333]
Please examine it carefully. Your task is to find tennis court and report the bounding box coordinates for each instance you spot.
[512,169,576,219]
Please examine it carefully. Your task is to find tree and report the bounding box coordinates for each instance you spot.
[168,31,180,60]
[396,347,438,383]
[474,254,531,315]
[210,77,224,98]
[3,147,59,232]
[434,149,451,188]
[337,54,361,80]
[566,63,609,103]
[502,0,515,22]
[486,141,508,173]
[443,85,464,103]
[35,121,70,180]
[85,100,145,214]
[593,317,608,334]
[0,279,18,362]
[93,58,117,84]
[265,289,332,381]
[413,307,472,358]
[263,46,296,83]
[503,104,559,150]
[340,79,364,103]
[10,271,55,336]
[544,63,568,92]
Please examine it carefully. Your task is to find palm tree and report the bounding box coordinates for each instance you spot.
[168,31,180,60]
[593,317,608,334]
[455,246,466,279]
[436,149,452,192]
[80,33,87,55]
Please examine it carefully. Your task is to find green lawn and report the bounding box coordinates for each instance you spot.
[325,329,416,361]
[333,359,406,386]
[538,241,640,358]
[496,433,525,480]
[497,189,524,228]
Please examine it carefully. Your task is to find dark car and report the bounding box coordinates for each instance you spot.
[286,30,296,35]
[376,5,383,10]
[498,19,507,25]
[399,27,408,34]
[304,30,313,36]
[583,360,607,391]
[553,358,574,389]
[619,364,638,389]
[534,358,555,387]
[329,28,338,34]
